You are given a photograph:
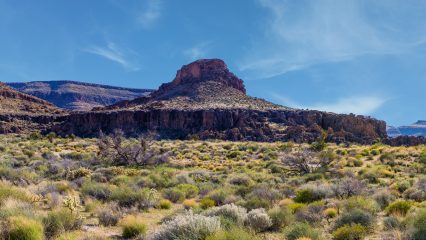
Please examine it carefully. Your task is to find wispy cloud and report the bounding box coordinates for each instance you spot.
[183,42,212,60]
[84,42,140,71]
[273,94,387,115]
[240,0,426,78]
[138,0,162,28]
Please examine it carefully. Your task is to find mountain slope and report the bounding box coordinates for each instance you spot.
[0,83,63,115]
[8,80,153,111]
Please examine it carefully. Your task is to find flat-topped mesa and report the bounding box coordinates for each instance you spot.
[155,59,246,96]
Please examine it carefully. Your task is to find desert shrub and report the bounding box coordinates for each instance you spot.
[183,199,198,209]
[163,188,185,203]
[311,134,327,152]
[244,196,271,210]
[380,152,395,162]
[332,224,367,240]
[268,206,294,231]
[244,208,272,232]
[396,180,411,193]
[121,215,147,239]
[403,187,426,202]
[324,208,338,220]
[150,211,221,240]
[81,182,113,201]
[373,190,395,209]
[294,189,316,203]
[288,203,307,213]
[419,153,426,164]
[353,159,363,167]
[43,208,82,238]
[158,199,172,209]
[385,200,412,216]
[203,204,247,225]
[96,204,121,227]
[333,178,366,198]
[0,184,31,204]
[295,201,324,225]
[229,175,252,187]
[334,209,375,230]
[176,184,199,199]
[383,216,400,230]
[2,216,44,240]
[208,189,230,206]
[411,209,426,240]
[111,188,158,209]
[201,197,216,209]
[205,227,260,240]
[344,196,379,214]
[284,222,321,240]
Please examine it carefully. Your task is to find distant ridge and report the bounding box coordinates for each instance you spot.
[8,80,153,111]
[388,120,426,137]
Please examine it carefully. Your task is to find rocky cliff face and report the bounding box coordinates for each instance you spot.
[53,109,386,144]
[8,80,153,111]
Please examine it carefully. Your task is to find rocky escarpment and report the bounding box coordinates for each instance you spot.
[52,59,387,144]
[8,80,153,111]
[53,109,386,144]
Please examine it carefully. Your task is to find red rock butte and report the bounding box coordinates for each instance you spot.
[156,59,246,95]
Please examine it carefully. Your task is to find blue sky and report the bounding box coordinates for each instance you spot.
[0,0,425,126]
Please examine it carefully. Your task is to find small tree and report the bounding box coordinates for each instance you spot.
[97,130,160,166]
[281,150,332,175]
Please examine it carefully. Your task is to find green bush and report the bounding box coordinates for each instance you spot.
[3,216,44,240]
[81,182,113,201]
[412,209,426,240]
[385,200,412,216]
[268,206,294,231]
[244,208,272,233]
[332,224,367,240]
[244,196,271,210]
[163,188,185,203]
[176,184,199,198]
[383,216,400,230]
[334,209,375,230]
[418,153,426,164]
[206,227,260,240]
[121,216,147,239]
[111,188,158,209]
[344,196,379,214]
[201,197,216,209]
[373,190,395,210]
[159,199,172,209]
[294,189,316,203]
[0,184,31,204]
[285,223,321,240]
[43,208,82,238]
